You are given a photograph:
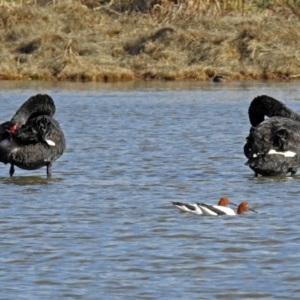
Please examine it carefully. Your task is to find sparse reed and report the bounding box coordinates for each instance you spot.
[1,0,300,81]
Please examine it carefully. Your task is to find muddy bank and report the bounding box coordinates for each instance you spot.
[1,2,300,82]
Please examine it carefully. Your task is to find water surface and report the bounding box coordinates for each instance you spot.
[0,80,300,299]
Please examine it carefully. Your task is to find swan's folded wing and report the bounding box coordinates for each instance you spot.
[14,116,64,147]
[245,117,300,158]
[271,119,300,153]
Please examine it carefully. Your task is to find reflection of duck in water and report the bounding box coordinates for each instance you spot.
[244,95,300,176]
[0,94,66,177]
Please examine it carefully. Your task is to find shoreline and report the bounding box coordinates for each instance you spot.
[1,2,300,82]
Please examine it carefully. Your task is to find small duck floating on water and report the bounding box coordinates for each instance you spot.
[0,94,66,178]
[172,197,257,216]
[244,95,300,176]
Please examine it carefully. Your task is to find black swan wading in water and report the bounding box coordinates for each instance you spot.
[0,94,66,178]
[244,95,300,176]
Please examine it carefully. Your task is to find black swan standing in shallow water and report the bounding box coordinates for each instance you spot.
[0,94,66,177]
[244,95,300,176]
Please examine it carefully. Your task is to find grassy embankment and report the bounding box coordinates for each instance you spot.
[1,0,300,82]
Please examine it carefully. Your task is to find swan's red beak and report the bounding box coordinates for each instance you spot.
[10,124,18,134]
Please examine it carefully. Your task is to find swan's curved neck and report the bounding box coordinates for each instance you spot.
[11,94,55,126]
[249,95,300,127]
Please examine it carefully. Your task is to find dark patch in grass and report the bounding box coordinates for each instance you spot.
[17,40,40,54]
[124,27,174,55]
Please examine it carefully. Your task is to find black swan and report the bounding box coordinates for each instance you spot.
[0,94,66,177]
[244,95,300,176]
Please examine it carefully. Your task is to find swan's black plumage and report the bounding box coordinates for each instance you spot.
[0,94,65,177]
[244,95,300,176]
[247,95,300,127]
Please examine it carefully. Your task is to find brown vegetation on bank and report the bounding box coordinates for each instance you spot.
[1,0,300,82]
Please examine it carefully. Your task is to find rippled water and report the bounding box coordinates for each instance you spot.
[1,80,300,299]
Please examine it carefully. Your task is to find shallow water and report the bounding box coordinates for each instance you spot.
[0,80,300,299]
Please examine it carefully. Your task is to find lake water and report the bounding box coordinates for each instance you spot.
[0,80,300,299]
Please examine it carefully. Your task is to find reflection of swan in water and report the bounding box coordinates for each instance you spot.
[0,176,63,186]
[244,95,300,176]
[0,94,66,178]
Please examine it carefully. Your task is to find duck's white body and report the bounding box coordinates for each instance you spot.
[198,204,236,216]
[172,197,233,216]
[172,199,256,216]
[172,202,203,215]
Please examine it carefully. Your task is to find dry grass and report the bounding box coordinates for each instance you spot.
[1,0,300,81]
